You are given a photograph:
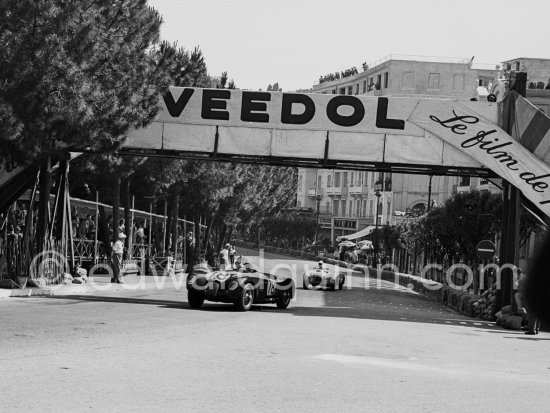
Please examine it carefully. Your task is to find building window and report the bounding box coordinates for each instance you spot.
[332,89,336,94]
[402,71,415,89]
[480,178,489,185]
[384,72,389,89]
[363,80,367,93]
[515,61,521,71]
[317,175,322,188]
[327,174,332,187]
[453,74,465,91]
[348,86,353,95]
[334,172,341,187]
[376,74,382,90]
[326,201,330,212]
[343,172,348,187]
[349,202,353,217]
[370,172,375,186]
[341,200,346,216]
[333,201,339,216]
[339,87,346,95]
[460,176,471,186]
[363,199,367,217]
[355,84,360,94]
[356,200,360,216]
[428,73,440,90]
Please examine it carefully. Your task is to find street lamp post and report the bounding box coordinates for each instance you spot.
[374,186,382,267]
[314,194,321,246]
[427,175,433,212]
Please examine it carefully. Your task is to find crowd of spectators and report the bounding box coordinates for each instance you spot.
[318,67,359,84]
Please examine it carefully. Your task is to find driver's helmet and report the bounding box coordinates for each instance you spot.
[317,260,325,269]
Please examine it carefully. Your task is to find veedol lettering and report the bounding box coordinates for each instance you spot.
[281,93,316,125]
[430,110,550,204]
[202,89,230,121]
[163,88,194,117]
[162,88,406,131]
[241,91,270,123]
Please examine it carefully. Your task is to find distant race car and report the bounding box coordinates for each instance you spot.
[303,262,345,291]
[186,262,295,311]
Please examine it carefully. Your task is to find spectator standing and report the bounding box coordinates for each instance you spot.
[515,268,540,334]
[112,233,126,284]
[220,244,230,270]
[229,244,236,269]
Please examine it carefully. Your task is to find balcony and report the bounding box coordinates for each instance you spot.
[325,186,341,196]
[349,185,368,196]
[308,188,323,198]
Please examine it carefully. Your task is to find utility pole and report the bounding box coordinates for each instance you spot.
[373,172,383,268]
[497,72,526,311]
[314,194,321,247]
[424,175,434,268]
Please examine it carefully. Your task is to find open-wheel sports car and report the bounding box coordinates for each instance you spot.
[303,261,345,291]
[186,262,295,311]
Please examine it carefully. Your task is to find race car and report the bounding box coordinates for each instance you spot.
[303,261,345,291]
[186,262,295,311]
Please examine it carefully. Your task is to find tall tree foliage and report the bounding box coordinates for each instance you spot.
[0,0,170,162]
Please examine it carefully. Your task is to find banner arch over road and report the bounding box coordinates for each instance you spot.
[120,87,550,217]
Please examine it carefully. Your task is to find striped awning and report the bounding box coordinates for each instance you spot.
[336,225,375,241]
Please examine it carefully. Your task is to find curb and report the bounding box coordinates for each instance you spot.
[0,274,189,298]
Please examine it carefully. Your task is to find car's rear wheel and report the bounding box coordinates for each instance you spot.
[188,292,204,309]
[235,284,254,311]
[276,289,292,309]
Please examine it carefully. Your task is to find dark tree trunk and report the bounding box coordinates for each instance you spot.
[54,158,68,242]
[123,179,131,259]
[112,176,120,244]
[202,208,218,254]
[98,206,112,256]
[194,215,201,255]
[36,156,51,249]
[171,189,179,256]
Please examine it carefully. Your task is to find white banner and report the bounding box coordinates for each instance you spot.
[125,87,484,167]
[408,100,550,216]
[123,87,550,216]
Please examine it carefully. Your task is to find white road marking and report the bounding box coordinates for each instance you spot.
[313,354,550,384]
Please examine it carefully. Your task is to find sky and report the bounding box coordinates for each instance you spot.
[147,0,550,92]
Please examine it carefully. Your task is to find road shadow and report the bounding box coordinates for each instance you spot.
[43,294,278,313]
[40,286,541,335]
[44,295,186,310]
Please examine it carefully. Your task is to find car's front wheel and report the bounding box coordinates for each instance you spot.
[276,289,292,309]
[188,292,204,309]
[235,284,254,311]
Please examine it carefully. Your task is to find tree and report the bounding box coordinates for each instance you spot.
[0,0,169,162]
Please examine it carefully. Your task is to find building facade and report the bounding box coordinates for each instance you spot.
[296,168,459,242]
[297,55,499,243]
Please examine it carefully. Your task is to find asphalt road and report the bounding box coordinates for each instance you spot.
[1,247,549,413]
